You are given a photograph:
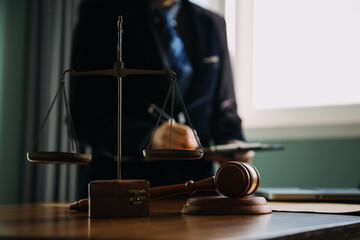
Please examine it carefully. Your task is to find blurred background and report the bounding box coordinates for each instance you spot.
[0,0,359,204]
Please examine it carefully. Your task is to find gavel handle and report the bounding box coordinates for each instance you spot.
[69,177,216,211]
[150,176,216,200]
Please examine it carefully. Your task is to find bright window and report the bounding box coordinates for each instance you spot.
[226,0,360,139]
[252,0,360,110]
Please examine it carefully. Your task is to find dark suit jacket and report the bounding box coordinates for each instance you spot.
[70,0,245,195]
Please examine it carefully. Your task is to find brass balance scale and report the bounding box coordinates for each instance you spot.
[27,17,271,218]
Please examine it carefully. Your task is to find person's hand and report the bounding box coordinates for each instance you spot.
[152,121,198,149]
[205,140,255,164]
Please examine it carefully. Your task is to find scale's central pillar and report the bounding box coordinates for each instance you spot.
[117,16,123,180]
[88,16,150,218]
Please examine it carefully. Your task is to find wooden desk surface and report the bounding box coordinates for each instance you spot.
[0,199,360,240]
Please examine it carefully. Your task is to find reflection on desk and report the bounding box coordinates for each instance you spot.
[0,199,360,239]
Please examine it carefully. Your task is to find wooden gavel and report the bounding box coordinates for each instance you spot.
[69,161,260,211]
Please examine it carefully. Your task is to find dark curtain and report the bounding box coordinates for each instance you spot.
[23,0,81,202]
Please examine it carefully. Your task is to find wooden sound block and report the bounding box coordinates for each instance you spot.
[181,196,272,215]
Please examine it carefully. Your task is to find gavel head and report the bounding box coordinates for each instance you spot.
[215,161,260,198]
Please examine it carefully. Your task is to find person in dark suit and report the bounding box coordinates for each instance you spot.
[70,0,254,198]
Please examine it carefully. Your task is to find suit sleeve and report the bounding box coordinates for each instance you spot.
[210,17,246,144]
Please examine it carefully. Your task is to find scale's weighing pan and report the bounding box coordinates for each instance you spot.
[143,149,204,160]
[27,152,92,164]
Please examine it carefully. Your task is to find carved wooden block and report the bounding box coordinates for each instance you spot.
[89,180,150,218]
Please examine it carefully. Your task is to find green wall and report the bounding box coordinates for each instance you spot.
[0,0,28,204]
[253,138,360,188]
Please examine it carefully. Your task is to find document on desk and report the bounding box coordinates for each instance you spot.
[268,202,360,215]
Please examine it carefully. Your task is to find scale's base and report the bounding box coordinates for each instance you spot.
[89,179,150,218]
[181,196,272,215]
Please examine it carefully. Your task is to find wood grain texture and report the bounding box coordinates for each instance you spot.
[0,199,360,239]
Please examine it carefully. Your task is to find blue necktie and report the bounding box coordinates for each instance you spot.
[157,9,193,97]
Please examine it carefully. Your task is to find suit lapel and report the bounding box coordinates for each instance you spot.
[180,1,205,109]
